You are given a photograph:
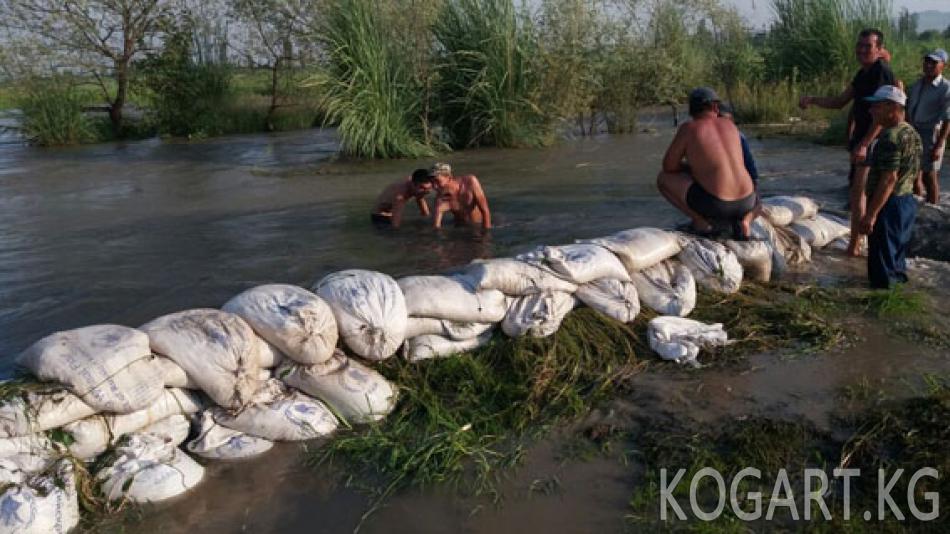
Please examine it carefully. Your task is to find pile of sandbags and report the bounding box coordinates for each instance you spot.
[1,193,851,528]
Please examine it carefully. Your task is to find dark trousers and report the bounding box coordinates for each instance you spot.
[867,194,917,289]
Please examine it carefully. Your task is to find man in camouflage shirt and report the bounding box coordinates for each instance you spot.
[858,85,923,289]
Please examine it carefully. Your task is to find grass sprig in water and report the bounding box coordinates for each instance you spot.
[310,308,643,513]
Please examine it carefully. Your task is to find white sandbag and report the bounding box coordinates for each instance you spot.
[647,316,729,367]
[0,459,78,534]
[222,284,338,365]
[404,317,494,341]
[677,236,743,294]
[277,351,398,424]
[724,239,773,283]
[141,309,264,409]
[211,379,338,441]
[97,433,204,503]
[0,455,50,485]
[403,330,495,362]
[574,278,640,323]
[516,244,630,284]
[0,434,55,460]
[761,196,819,227]
[0,387,96,438]
[630,260,697,317]
[153,357,197,389]
[64,388,202,460]
[463,258,578,296]
[16,325,164,414]
[258,339,284,368]
[580,227,681,273]
[753,217,811,266]
[790,213,851,248]
[187,412,274,460]
[502,292,577,338]
[398,275,507,323]
[313,270,407,361]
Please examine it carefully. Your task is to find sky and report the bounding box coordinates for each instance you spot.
[725,0,950,28]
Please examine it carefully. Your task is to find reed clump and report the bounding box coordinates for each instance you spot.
[15,77,96,147]
[304,0,437,159]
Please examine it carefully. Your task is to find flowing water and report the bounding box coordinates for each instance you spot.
[1,122,948,533]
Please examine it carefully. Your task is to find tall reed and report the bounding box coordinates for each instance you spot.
[305,0,436,159]
[767,0,894,82]
[17,77,96,146]
[433,0,551,148]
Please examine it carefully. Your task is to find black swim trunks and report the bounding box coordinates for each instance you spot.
[370,213,392,228]
[686,182,756,222]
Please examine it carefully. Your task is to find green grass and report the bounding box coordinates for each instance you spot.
[626,379,950,530]
[311,308,643,518]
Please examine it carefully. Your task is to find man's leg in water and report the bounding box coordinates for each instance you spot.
[656,171,712,231]
[847,165,869,256]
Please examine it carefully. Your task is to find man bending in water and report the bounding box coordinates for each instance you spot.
[429,163,492,230]
[371,168,435,229]
[656,88,757,239]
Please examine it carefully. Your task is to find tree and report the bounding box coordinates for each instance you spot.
[229,0,306,130]
[896,7,918,43]
[1,1,171,134]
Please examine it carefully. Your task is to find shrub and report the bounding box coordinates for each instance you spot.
[16,77,96,146]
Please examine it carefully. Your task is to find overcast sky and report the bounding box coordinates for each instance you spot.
[725,0,950,28]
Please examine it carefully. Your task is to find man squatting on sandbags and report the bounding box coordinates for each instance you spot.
[907,48,950,205]
[656,87,757,240]
[857,85,923,289]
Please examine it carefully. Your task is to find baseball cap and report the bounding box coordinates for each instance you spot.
[925,48,948,64]
[864,85,906,106]
[428,162,451,177]
[689,87,720,107]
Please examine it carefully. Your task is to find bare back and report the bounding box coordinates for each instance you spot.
[373,179,411,214]
[676,117,754,200]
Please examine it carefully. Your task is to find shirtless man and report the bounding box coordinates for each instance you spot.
[656,88,756,239]
[370,168,434,229]
[429,163,492,230]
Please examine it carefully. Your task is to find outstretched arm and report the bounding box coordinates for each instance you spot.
[800,86,854,110]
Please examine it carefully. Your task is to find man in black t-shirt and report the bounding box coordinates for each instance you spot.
[799,28,896,256]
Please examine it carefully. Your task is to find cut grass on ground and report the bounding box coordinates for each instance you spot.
[311,282,878,522]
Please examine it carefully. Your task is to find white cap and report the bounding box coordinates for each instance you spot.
[864,85,906,106]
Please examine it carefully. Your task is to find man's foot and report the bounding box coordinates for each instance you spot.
[844,237,863,257]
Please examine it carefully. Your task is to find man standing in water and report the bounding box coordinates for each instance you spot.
[430,163,492,230]
[907,48,950,204]
[799,29,895,255]
[370,169,435,229]
[656,88,756,239]
[857,86,922,289]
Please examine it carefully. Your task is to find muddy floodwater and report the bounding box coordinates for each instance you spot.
[1,120,948,533]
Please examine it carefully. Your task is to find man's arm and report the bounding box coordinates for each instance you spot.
[661,125,689,173]
[416,196,430,217]
[390,195,408,228]
[859,170,898,234]
[853,122,882,163]
[470,177,491,230]
[800,86,854,110]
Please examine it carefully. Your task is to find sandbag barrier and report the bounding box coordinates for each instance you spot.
[0,195,835,531]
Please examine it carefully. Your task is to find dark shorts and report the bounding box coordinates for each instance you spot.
[370,213,392,228]
[686,182,757,222]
